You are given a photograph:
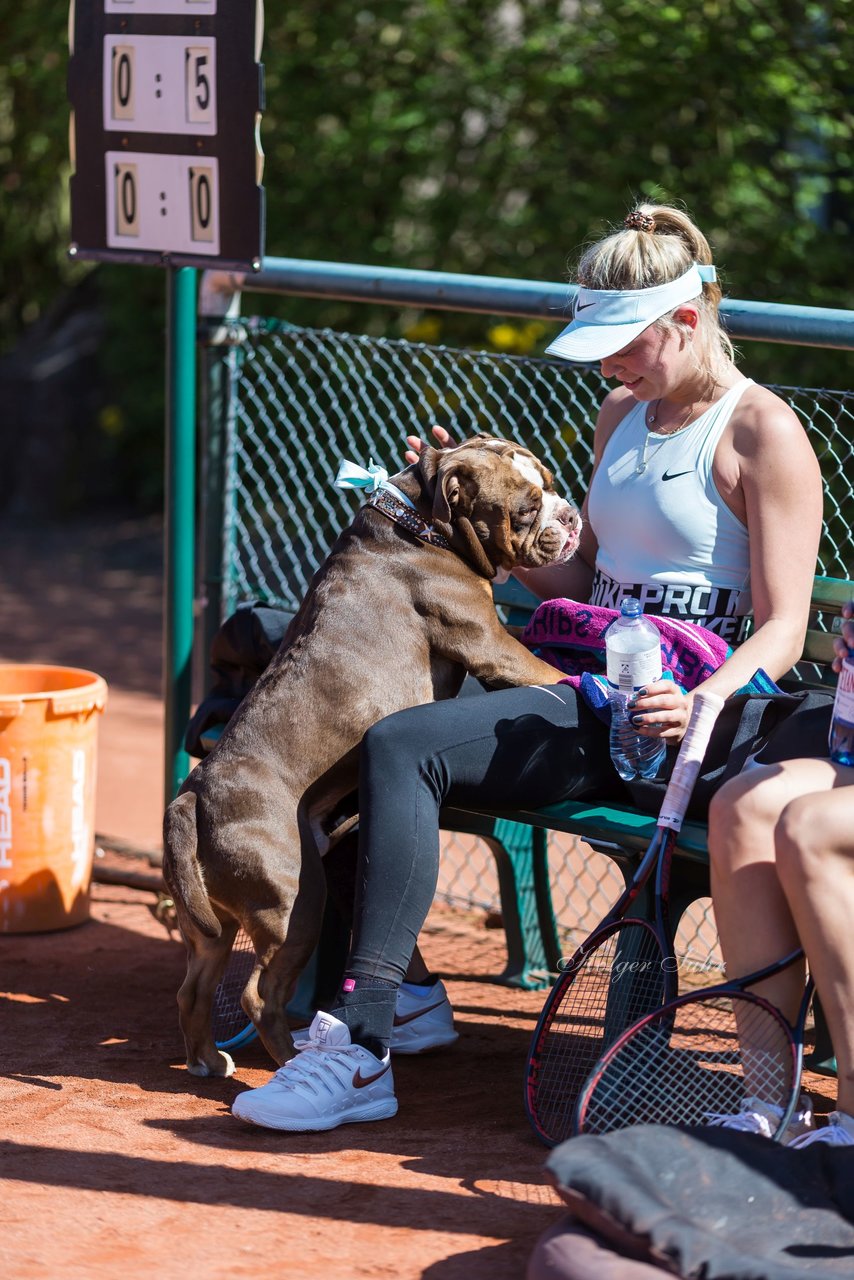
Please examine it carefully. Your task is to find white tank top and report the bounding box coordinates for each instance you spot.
[587,379,752,644]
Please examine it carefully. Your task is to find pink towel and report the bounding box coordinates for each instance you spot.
[521,599,732,711]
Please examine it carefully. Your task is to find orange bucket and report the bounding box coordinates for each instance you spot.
[0,665,108,932]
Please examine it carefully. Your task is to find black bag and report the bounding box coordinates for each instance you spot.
[626,688,835,820]
[184,601,293,757]
[545,1124,854,1280]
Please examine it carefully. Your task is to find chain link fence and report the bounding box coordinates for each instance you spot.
[203,317,853,971]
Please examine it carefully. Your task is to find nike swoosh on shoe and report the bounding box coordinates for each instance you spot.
[352,1062,392,1088]
[393,1000,447,1027]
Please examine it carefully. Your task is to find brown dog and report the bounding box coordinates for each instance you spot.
[162,435,580,1076]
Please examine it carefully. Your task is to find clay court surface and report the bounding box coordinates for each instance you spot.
[0,515,567,1280]
[0,516,839,1279]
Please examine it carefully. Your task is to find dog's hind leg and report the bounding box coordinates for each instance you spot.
[164,789,238,1075]
[176,917,240,1077]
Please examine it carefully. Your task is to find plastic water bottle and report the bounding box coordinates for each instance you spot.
[829,654,854,767]
[606,598,667,781]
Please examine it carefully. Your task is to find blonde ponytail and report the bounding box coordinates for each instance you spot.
[577,203,734,385]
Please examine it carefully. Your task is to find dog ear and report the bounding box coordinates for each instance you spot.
[432,460,476,526]
[416,445,443,493]
[432,461,497,578]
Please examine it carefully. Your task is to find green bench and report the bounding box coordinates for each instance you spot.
[440,573,853,996]
[197,573,850,1060]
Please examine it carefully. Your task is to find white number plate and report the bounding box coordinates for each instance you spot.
[106,150,220,255]
[105,2,217,14]
[103,36,217,135]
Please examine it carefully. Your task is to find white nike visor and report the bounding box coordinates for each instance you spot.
[546,263,717,363]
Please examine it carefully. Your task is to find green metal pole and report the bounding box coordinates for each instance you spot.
[164,266,198,803]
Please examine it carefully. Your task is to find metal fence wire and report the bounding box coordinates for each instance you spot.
[206,317,853,971]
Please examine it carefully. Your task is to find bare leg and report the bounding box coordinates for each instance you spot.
[708,763,805,1021]
[775,765,854,1114]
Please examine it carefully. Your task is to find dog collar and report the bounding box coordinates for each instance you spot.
[367,488,451,550]
[335,456,452,550]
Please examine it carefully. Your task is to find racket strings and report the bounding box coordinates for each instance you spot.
[212,927,256,1044]
[578,991,797,1136]
[531,921,668,1145]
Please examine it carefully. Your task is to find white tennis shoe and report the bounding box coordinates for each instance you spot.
[391,979,459,1054]
[291,979,459,1056]
[788,1110,854,1149]
[705,1093,814,1143]
[231,1012,398,1132]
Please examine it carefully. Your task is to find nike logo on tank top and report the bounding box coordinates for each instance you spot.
[587,381,752,645]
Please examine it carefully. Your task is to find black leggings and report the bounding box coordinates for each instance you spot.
[347,681,622,984]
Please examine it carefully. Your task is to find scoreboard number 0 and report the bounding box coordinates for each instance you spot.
[114,162,140,236]
[189,166,216,242]
[111,45,135,121]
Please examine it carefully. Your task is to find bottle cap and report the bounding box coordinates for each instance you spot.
[620,598,641,617]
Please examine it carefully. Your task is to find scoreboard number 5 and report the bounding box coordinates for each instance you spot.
[189,165,216,242]
[185,47,214,125]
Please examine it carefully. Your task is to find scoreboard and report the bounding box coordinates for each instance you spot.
[69,0,264,270]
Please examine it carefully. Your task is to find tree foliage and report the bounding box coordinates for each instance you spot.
[2,1,852,507]
[0,6,79,341]
[262,1,852,300]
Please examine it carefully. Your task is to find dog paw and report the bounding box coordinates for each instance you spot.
[186,1051,236,1078]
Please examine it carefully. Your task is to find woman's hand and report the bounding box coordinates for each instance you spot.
[832,601,853,675]
[404,425,454,465]
[628,680,692,742]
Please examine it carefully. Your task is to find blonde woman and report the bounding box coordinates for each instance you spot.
[232,203,824,1134]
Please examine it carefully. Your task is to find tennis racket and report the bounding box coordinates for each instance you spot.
[575,949,814,1140]
[212,926,259,1051]
[524,689,725,1147]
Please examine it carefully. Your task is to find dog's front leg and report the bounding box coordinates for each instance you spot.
[458,622,562,691]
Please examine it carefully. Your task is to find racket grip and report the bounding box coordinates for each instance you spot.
[658,690,725,831]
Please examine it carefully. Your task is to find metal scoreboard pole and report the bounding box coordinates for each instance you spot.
[68,0,265,805]
[164,265,197,800]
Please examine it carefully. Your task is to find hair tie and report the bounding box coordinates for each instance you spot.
[624,210,656,233]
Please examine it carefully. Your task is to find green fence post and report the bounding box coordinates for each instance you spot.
[164,266,198,804]
[197,273,244,677]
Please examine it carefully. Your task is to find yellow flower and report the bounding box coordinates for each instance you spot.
[487,324,520,352]
[487,321,548,355]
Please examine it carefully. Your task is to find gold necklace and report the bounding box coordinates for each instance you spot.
[635,399,699,476]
